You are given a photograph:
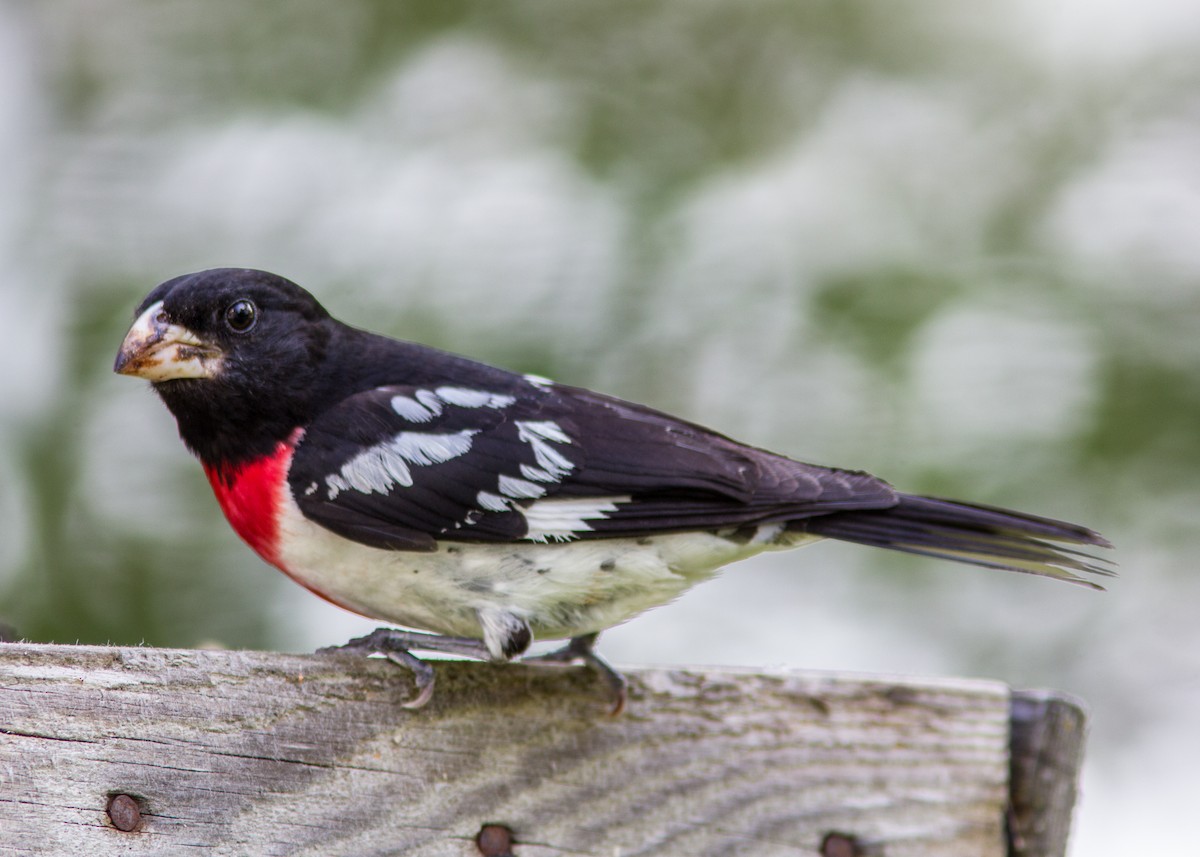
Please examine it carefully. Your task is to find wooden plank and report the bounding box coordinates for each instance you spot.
[1007,690,1087,857]
[0,642,1024,856]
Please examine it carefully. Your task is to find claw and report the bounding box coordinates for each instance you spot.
[389,652,436,710]
[319,626,491,710]
[321,627,627,713]
[607,682,628,717]
[525,632,627,715]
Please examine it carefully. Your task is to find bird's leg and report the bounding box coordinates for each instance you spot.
[319,627,493,710]
[523,632,628,715]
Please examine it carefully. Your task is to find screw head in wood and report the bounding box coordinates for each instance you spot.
[106,793,142,832]
[476,823,515,856]
[821,832,862,857]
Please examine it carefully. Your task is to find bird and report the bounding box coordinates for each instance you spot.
[114,268,1113,712]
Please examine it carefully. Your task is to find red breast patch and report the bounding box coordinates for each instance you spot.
[203,439,296,569]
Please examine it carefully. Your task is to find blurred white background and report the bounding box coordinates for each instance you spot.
[3,2,1199,853]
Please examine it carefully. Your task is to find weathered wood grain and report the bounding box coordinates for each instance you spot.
[0,642,1039,856]
[1008,690,1087,857]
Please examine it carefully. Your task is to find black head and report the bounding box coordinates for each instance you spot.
[115,268,335,466]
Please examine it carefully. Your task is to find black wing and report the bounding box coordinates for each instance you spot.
[289,379,899,551]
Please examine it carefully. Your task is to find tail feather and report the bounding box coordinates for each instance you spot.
[801,494,1115,588]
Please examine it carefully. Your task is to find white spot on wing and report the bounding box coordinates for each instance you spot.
[391,431,476,466]
[472,476,547,520]
[521,496,630,542]
[524,373,554,389]
[515,420,574,482]
[518,420,570,444]
[519,463,557,483]
[436,387,516,409]
[391,386,514,422]
[475,490,511,512]
[391,393,441,423]
[498,474,546,499]
[326,429,477,499]
[459,418,578,524]
[416,389,441,408]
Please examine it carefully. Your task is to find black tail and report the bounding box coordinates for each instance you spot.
[801,494,1115,588]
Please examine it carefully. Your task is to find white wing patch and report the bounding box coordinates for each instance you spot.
[463,419,579,524]
[512,419,620,541]
[475,490,511,512]
[515,420,575,482]
[390,389,444,422]
[522,497,630,542]
[435,387,516,409]
[497,474,545,499]
[325,429,478,499]
[324,398,597,540]
[390,386,515,423]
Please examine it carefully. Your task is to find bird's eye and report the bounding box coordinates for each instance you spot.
[224,299,258,333]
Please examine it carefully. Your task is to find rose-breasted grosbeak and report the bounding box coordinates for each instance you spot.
[115,268,1112,711]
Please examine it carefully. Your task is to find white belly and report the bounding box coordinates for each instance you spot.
[274,495,819,642]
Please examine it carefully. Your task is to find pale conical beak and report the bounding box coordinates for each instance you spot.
[114,300,224,382]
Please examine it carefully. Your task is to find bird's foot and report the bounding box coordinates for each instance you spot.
[523,632,628,715]
[319,627,492,709]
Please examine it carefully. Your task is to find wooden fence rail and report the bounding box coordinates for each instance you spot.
[0,643,1084,856]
